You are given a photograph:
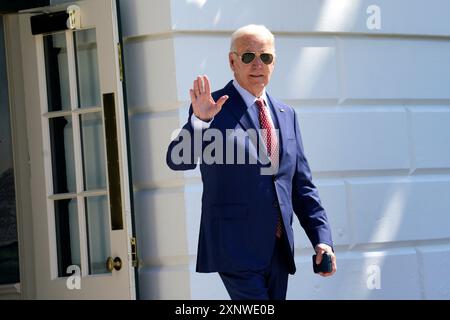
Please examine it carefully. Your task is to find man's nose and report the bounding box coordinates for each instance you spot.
[252,56,264,67]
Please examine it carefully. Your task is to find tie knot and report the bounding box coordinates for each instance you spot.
[256,98,265,109]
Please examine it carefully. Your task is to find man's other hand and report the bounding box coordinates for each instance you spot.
[314,243,337,277]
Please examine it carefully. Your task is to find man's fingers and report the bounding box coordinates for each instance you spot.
[193,75,211,98]
[319,272,332,277]
[319,268,336,277]
[216,95,229,109]
[203,75,211,95]
[197,75,206,94]
[194,79,200,97]
[318,253,337,277]
[189,89,196,103]
[315,251,323,265]
[332,255,337,274]
[199,76,206,93]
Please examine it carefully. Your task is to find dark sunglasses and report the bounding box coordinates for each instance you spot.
[233,51,274,65]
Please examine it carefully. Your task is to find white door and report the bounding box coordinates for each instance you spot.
[15,0,136,299]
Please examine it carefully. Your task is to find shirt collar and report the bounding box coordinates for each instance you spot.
[232,79,268,109]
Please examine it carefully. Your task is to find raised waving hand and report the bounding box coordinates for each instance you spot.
[190,75,228,121]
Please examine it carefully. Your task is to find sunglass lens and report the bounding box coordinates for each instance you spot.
[260,53,273,64]
[241,52,256,64]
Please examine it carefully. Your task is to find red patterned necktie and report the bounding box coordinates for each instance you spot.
[255,98,283,238]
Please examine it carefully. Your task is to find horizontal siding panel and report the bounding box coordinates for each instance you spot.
[417,245,450,299]
[130,113,184,187]
[289,249,421,299]
[295,108,410,172]
[349,178,450,244]
[124,38,179,112]
[410,108,450,169]
[169,0,450,36]
[184,184,203,255]
[269,37,339,100]
[339,38,450,100]
[174,35,339,101]
[134,189,189,262]
[294,182,349,249]
[138,266,190,299]
[119,0,172,38]
[173,35,231,102]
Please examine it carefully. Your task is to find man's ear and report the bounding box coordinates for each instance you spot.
[229,52,235,71]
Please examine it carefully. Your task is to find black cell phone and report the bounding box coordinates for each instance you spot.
[312,253,332,273]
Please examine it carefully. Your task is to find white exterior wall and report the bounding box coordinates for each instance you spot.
[116,0,450,299]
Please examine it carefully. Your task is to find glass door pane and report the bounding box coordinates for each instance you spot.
[80,112,107,190]
[43,32,71,112]
[54,199,80,277]
[85,196,109,274]
[49,116,76,194]
[74,29,101,108]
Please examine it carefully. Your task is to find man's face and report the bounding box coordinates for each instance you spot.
[229,34,275,97]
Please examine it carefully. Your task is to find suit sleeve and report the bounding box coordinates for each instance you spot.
[166,105,201,171]
[291,110,333,249]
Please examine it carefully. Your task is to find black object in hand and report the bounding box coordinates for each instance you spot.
[313,253,332,273]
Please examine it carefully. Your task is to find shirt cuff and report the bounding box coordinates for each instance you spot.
[191,113,213,130]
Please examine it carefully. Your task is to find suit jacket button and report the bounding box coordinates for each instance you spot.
[273,200,279,208]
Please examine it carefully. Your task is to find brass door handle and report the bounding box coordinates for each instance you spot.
[106,256,122,272]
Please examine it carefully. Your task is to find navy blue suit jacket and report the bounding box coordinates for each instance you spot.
[166,81,333,274]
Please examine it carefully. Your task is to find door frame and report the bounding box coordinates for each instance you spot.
[3,13,36,299]
[3,0,137,299]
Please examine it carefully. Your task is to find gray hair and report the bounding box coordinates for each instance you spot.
[230,24,275,52]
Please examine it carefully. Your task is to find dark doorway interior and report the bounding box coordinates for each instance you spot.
[0,16,20,285]
[0,0,49,14]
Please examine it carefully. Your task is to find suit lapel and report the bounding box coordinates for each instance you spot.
[267,93,287,166]
[223,81,255,132]
[222,83,289,167]
[222,82,271,165]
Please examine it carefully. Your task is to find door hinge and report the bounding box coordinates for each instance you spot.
[118,42,124,82]
[130,236,138,268]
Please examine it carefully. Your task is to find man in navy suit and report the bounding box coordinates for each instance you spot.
[166,24,336,300]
